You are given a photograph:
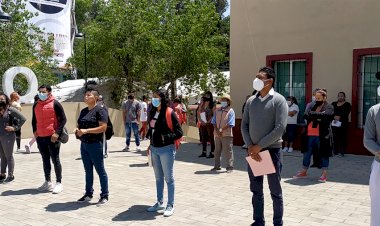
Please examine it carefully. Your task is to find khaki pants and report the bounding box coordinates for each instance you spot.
[214,136,233,168]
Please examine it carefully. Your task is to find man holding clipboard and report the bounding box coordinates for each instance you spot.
[241,67,288,226]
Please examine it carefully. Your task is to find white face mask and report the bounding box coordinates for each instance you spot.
[253,78,265,91]
[287,100,292,106]
[220,101,228,108]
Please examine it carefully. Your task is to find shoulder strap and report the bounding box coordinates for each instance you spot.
[166,107,174,132]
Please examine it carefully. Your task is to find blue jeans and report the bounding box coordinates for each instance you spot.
[248,148,283,226]
[303,136,329,170]
[151,144,176,205]
[81,142,109,197]
[125,122,140,146]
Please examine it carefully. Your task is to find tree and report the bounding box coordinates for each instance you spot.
[0,0,58,93]
[71,0,228,106]
[156,0,228,98]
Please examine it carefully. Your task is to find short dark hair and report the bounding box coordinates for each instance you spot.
[287,96,298,105]
[142,95,148,101]
[338,91,346,97]
[38,84,52,92]
[259,66,276,87]
[85,87,99,96]
[0,92,10,106]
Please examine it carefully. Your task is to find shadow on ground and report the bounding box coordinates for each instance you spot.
[175,140,372,186]
[45,201,94,212]
[112,205,161,221]
[1,188,45,196]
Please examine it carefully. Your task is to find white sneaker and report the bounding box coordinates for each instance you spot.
[147,202,165,212]
[281,147,288,153]
[17,148,26,153]
[163,205,174,217]
[38,181,54,192]
[136,146,141,152]
[287,147,294,153]
[52,183,63,194]
[25,145,31,154]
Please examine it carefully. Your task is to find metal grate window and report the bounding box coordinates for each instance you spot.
[358,55,380,128]
[274,60,307,123]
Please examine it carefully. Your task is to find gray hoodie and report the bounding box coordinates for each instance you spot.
[363,103,380,163]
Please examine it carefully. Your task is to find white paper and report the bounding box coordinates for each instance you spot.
[246,150,276,176]
[331,120,342,127]
[200,112,207,123]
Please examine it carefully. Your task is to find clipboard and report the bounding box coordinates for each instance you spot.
[246,150,276,176]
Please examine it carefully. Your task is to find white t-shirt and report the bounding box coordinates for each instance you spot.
[140,102,148,122]
[287,104,299,124]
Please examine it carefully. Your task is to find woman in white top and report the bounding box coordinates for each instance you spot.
[139,95,148,139]
[281,96,299,153]
[10,92,24,152]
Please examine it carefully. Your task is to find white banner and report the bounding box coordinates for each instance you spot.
[26,0,73,67]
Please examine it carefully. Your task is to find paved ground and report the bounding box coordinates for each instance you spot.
[0,135,373,226]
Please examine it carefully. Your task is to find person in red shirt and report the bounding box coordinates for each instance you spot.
[32,85,67,194]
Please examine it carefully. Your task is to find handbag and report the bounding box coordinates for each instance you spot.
[58,127,69,143]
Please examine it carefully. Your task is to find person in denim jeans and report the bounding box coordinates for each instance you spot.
[146,89,183,217]
[75,88,109,206]
[241,67,288,226]
[122,91,141,151]
[293,89,334,182]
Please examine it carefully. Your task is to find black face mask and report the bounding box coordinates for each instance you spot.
[128,95,134,100]
[315,101,323,106]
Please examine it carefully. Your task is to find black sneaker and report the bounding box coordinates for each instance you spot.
[198,153,207,158]
[211,166,221,171]
[0,175,5,183]
[226,167,234,173]
[206,153,214,158]
[3,175,14,183]
[77,194,93,203]
[97,196,108,206]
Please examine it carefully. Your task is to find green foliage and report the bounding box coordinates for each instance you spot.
[0,0,58,93]
[71,0,228,106]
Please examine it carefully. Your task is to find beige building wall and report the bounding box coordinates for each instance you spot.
[231,0,380,118]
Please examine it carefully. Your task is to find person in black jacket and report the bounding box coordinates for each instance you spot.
[294,89,334,182]
[146,89,183,217]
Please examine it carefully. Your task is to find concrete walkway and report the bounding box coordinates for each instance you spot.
[0,135,372,226]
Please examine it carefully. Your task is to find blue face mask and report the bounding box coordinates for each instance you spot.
[152,98,161,107]
[38,92,48,101]
[220,101,228,108]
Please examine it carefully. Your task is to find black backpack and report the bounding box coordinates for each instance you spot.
[105,116,114,140]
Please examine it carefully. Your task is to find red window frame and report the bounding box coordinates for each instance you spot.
[266,52,313,103]
[352,47,380,128]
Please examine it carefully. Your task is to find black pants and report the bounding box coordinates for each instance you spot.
[200,124,215,154]
[332,126,347,155]
[248,148,283,226]
[15,130,21,149]
[36,136,62,183]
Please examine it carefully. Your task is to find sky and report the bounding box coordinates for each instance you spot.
[224,0,231,17]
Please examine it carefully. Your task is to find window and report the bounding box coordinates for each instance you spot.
[357,55,380,127]
[267,53,313,124]
[352,48,380,129]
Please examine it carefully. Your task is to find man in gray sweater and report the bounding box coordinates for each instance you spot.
[241,67,288,226]
[363,103,380,226]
